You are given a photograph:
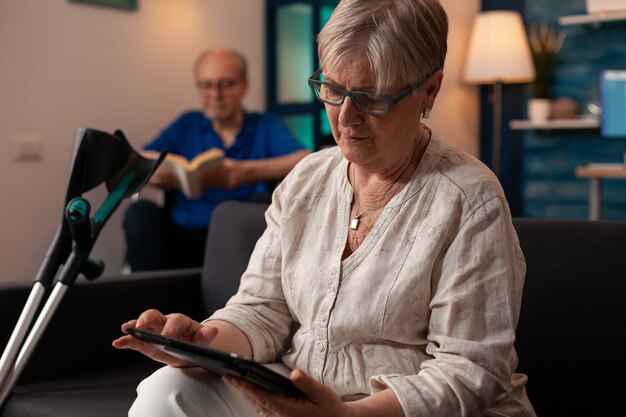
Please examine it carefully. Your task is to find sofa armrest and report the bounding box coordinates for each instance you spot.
[0,268,202,385]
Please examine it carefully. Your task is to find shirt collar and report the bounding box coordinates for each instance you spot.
[201,109,250,135]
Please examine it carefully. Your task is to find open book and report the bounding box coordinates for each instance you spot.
[142,148,225,199]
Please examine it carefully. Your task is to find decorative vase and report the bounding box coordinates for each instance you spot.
[551,97,579,119]
[528,98,551,123]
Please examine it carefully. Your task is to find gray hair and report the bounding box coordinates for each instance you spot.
[317,0,448,94]
[193,49,248,79]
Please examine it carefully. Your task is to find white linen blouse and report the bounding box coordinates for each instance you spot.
[210,135,535,417]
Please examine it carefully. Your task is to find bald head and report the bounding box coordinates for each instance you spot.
[193,49,248,80]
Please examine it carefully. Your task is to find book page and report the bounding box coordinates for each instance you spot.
[141,149,225,199]
[189,148,225,172]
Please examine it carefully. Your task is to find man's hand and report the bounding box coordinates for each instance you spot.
[200,149,309,191]
[148,167,181,190]
[200,159,250,190]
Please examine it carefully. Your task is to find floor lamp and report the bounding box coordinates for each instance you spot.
[463,11,536,177]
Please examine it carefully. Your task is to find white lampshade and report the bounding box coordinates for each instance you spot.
[464,11,536,85]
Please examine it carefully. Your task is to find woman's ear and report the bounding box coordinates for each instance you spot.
[420,70,443,118]
[423,69,444,108]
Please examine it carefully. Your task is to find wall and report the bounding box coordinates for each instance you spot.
[0,0,479,283]
[523,0,626,219]
[434,0,480,157]
[0,0,264,283]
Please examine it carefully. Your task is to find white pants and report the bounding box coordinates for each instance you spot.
[128,366,261,417]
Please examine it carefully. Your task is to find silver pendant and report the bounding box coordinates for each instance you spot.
[350,217,360,230]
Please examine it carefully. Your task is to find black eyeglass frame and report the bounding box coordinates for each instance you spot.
[195,78,242,92]
[307,68,435,116]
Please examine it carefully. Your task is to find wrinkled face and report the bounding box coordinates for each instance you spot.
[323,59,433,173]
[195,53,248,123]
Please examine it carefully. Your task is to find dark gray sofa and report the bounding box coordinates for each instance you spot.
[1,200,625,417]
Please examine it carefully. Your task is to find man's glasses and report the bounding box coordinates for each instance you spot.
[196,79,240,92]
[307,69,432,116]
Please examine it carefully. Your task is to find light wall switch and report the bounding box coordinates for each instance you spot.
[13,134,43,162]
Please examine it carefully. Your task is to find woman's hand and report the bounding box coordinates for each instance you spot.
[112,309,218,367]
[225,368,355,417]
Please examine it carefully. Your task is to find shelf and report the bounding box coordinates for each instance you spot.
[576,163,626,178]
[559,9,626,26]
[509,117,600,130]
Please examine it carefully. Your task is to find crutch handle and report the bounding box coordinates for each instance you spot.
[65,197,92,249]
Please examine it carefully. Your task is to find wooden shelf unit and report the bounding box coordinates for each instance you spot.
[559,9,626,26]
[509,117,600,130]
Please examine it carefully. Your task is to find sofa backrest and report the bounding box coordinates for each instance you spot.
[202,201,626,417]
[513,218,626,417]
[201,200,269,317]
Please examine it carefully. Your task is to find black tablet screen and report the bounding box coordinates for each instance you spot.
[124,326,299,397]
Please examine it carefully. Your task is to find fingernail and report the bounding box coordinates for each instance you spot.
[114,339,128,349]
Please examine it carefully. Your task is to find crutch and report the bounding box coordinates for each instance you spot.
[0,127,166,407]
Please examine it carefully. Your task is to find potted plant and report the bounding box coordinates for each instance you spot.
[527,23,567,122]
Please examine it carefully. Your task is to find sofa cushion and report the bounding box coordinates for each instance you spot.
[1,270,201,416]
[0,270,201,385]
[3,362,161,417]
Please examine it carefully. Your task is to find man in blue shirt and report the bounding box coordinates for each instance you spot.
[124,49,308,271]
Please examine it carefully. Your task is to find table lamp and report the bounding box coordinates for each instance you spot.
[464,10,536,176]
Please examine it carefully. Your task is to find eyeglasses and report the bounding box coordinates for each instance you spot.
[307,69,432,116]
[196,79,240,92]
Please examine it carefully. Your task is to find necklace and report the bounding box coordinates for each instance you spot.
[350,210,367,230]
[350,163,374,230]
[349,165,399,231]
[349,124,431,231]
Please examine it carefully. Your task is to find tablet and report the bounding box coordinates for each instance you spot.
[124,326,299,397]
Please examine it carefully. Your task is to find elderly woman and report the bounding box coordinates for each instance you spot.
[114,0,536,416]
